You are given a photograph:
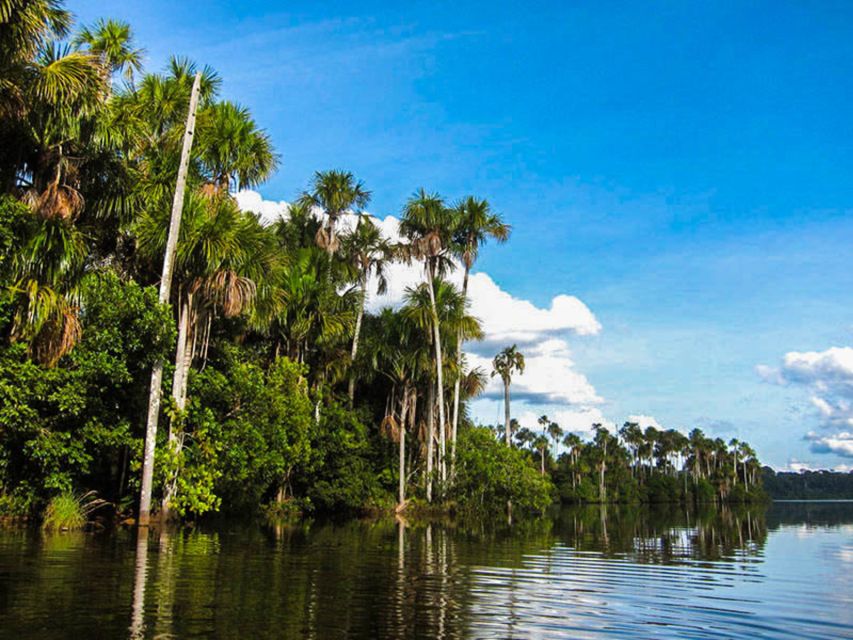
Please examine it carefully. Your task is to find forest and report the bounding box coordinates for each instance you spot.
[762,468,853,500]
[0,2,765,528]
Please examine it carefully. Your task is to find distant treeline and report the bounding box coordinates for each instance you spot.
[762,468,853,500]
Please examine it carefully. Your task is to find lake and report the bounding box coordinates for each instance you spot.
[0,502,851,639]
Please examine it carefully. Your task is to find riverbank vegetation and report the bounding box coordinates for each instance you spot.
[0,2,764,527]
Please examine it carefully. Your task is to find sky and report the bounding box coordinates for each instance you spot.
[68,1,853,470]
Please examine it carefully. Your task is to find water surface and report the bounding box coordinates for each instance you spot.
[0,503,850,638]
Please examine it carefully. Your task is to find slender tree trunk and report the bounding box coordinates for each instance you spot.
[139,72,202,528]
[425,265,446,490]
[169,292,190,413]
[503,381,511,446]
[347,275,366,405]
[426,383,435,502]
[161,297,194,521]
[398,384,410,507]
[449,265,470,480]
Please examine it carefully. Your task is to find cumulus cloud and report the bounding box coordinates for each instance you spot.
[236,189,604,413]
[761,347,853,427]
[234,190,290,225]
[805,431,853,458]
[515,407,614,436]
[625,414,665,430]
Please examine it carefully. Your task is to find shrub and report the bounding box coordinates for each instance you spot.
[451,426,553,514]
[42,491,107,531]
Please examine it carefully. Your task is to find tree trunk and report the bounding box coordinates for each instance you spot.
[139,71,202,528]
[398,385,410,507]
[425,266,446,490]
[449,265,470,480]
[503,381,511,446]
[347,276,366,405]
[426,382,435,502]
[161,297,194,521]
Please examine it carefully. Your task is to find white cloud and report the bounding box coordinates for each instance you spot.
[625,414,665,430]
[515,407,614,436]
[234,190,290,225]
[756,347,853,432]
[805,431,853,458]
[237,189,604,413]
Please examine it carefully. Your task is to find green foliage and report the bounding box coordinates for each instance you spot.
[451,426,553,514]
[0,271,173,509]
[296,400,389,513]
[191,347,313,513]
[42,490,106,531]
[763,468,853,499]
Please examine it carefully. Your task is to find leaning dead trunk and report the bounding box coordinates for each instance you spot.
[139,72,202,528]
[162,296,194,520]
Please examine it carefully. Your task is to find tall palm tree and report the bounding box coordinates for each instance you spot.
[562,432,582,489]
[136,193,278,518]
[0,0,71,124]
[340,215,394,403]
[534,434,549,475]
[402,277,482,498]
[300,170,370,256]
[491,344,525,446]
[619,421,643,478]
[548,421,564,458]
[399,189,456,493]
[448,196,509,466]
[72,18,144,84]
[195,100,277,194]
[1,9,116,364]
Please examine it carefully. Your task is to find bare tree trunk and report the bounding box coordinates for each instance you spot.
[503,381,511,446]
[139,72,202,528]
[449,265,470,480]
[425,266,446,491]
[398,385,410,507]
[161,297,194,521]
[347,276,366,405]
[426,383,435,502]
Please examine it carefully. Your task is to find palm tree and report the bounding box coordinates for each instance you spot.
[593,424,610,502]
[562,433,582,489]
[72,18,144,84]
[449,196,509,467]
[534,434,549,475]
[399,189,456,493]
[402,278,482,498]
[1,8,115,364]
[195,101,277,194]
[300,170,370,256]
[341,215,394,403]
[619,421,643,478]
[548,421,564,458]
[491,344,525,446]
[136,194,278,518]
[0,0,72,125]
[371,308,419,508]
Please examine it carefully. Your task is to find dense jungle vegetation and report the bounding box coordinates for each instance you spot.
[0,1,765,526]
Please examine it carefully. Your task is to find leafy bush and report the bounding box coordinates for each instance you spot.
[451,426,553,514]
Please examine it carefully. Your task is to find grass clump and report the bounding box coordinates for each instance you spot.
[42,491,107,531]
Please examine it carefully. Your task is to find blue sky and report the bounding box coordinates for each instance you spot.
[69,1,853,469]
